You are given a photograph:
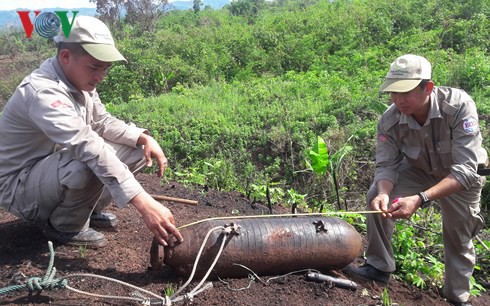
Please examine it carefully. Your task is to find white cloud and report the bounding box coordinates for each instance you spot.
[0,0,96,11]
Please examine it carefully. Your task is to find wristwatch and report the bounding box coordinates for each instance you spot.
[417,191,431,209]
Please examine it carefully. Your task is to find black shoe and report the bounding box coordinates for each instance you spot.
[43,224,107,248]
[343,263,391,284]
[90,212,117,228]
[447,300,472,306]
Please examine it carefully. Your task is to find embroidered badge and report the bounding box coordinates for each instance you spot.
[50,100,63,108]
[50,100,71,108]
[462,117,479,134]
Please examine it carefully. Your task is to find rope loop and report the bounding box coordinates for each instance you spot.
[26,275,67,292]
[222,222,240,235]
[184,293,194,303]
[1,241,168,304]
[3,241,68,294]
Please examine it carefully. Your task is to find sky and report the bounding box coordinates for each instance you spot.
[0,0,96,11]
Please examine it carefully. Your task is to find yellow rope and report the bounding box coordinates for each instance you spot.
[178,210,383,229]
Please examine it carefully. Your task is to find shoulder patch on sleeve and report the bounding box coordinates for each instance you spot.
[50,100,72,108]
[50,100,62,108]
[462,116,479,134]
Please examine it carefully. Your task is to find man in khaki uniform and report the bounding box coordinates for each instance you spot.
[346,54,486,306]
[0,16,183,248]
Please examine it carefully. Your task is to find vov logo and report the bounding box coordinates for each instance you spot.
[17,11,79,39]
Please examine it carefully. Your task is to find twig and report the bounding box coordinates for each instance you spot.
[475,235,489,252]
[150,194,198,206]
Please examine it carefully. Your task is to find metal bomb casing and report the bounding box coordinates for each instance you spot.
[151,216,362,279]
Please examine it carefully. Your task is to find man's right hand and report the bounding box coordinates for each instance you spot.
[372,179,395,217]
[131,192,184,246]
[385,195,420,219]
[370,193,390,217]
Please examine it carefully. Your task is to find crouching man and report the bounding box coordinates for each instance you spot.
[346,54,486,306]
[0,16,183,248]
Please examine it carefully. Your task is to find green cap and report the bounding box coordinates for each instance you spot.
[54,16,126,63]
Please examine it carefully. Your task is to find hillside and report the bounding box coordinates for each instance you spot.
[0,1,230,28]
[0,8,97,28]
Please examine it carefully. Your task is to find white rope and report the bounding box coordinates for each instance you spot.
[231,264,320,286]
[171,224,239,303]
[42,225,234,305]
[218,265,321,291]
[170,226,225,300]
[187,226,231,296]
[475,235,489,252]
[62,273,168,305]
[179,211,382,229]
[218,274,256,291]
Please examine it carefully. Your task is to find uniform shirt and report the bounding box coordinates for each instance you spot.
[0,57,145,209]
[375,86,487,190]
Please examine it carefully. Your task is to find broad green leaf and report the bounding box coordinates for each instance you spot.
[370,100,389,115]
[308,136,329,175]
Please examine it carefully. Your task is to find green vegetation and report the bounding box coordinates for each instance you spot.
[306,135,354,211]
[164,284,176,297]
[1,0,489,297]
[392,208,446,290]
[381,287,392,306]
[78,245,88,258]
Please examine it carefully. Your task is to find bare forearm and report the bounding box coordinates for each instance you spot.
[424,174,464,203]
[376,179,394,197]
[386,173,465,219]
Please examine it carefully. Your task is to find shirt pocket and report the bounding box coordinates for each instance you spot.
[402,146,429,170]
[437,140,453,169]
[11,170,40,222]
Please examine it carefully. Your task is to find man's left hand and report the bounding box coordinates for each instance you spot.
[385,195,420,219]
[138,133,168,177]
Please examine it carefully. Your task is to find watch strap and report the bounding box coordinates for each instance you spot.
[417,191,430,208]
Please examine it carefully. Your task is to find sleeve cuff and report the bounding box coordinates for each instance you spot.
[374,169,398,186]
[451,165,478,190]
[122,125,147,148]
[110,176,145,208]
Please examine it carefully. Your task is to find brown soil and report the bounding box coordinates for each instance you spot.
[1,173,489,306]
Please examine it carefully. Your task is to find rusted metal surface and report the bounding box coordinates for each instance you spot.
[150,216,362,279]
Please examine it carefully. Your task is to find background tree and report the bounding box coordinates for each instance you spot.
[89,0,125,29]
[193,0,203,14]
[228,0,266,21]
[124,0,170,32]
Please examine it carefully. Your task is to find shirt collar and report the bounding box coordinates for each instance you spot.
[46,57,98,98]
[41,56,79,94]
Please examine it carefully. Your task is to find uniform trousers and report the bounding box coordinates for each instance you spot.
[8,141,146,233]
[365,163,485,302]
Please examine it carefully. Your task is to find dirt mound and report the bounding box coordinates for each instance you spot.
[1,173,489,305]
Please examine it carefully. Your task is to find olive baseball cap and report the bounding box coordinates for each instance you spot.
[380,54,431,93]
[54,16,126,63]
